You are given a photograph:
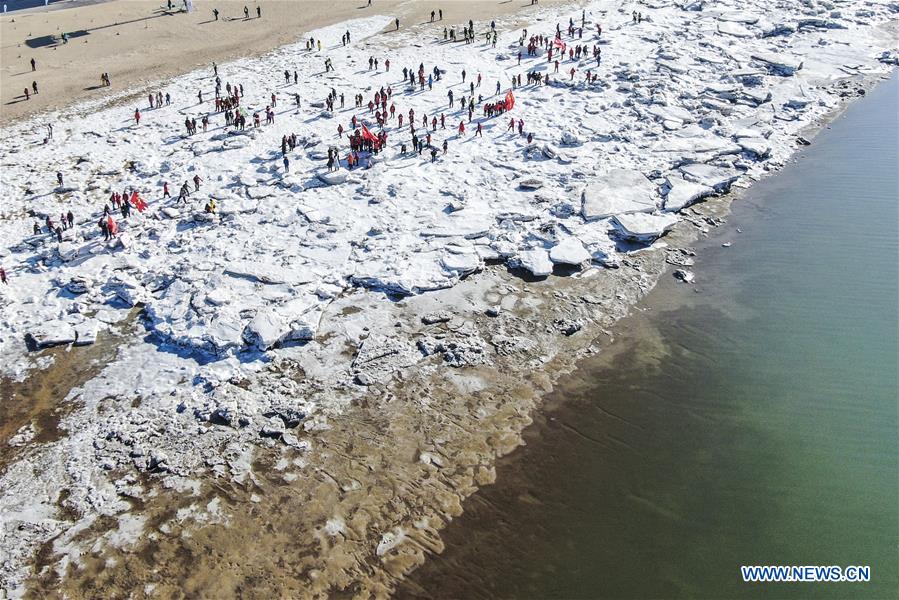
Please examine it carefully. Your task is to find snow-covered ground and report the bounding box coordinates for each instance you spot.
[1,0,896,595]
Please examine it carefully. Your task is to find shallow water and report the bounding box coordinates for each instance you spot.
[400,72,899,599]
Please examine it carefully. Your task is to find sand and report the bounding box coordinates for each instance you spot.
[0,0,577,126]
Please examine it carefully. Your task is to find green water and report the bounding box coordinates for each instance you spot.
[400,73,899,599]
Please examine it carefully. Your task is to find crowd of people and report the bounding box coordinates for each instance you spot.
[4,5,611,285]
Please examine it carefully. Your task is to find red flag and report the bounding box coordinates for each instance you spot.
[360,123,378,143]
[129,190,148,213]
[505,91,515,111]
[553,38,566,53]
[107,215,118,235]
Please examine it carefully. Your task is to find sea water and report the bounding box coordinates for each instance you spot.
[399,72,898,599]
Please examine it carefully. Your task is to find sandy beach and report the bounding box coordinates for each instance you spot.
[0,0,576,125]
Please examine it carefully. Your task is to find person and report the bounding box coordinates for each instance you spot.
[439,9,442,20]
[476,122,482,136]
[256,5,260,17]
[134,108,141,125]
[33,222,41,235]
[67,210,74,228]
[23,88,29,101]
[244,5,249,18]
[283,156,290,172]
[213,8,219,19]
[395,17,400,30]
[56,171,63,187]
[430,10,435,22]
[193,174,202,191]
[46,123,53,139]
[55,226,63,242]
[30,58,36,71]
[98,216,109,241]
[205,199,217,213]
[0,266,6,285]
[458,121,465,136]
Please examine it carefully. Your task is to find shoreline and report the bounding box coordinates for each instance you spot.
[400,69,899,597]
[1,1,897,596]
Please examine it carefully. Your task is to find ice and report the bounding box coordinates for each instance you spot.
[718,22,755,38]
[317,171,349,185]
[679,163,741,191]
[549,238,591,266]
[663,176,716,212]
[751,51,804,75]
[25,322,78,348]
[517,249,554,276]
[581,169,658,221]
[718,11,760,24]
[738,137,772,158]
[224,262,316,286]
[72,320,99,346]
[612,213,680,242]
[1,1,897,587]
[518,177,544,190]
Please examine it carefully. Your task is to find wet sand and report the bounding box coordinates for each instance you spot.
[0,0,579,126]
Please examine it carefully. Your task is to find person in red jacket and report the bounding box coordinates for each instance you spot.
[134,108,141,124]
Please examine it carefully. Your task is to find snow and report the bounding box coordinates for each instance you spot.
[1,0,897,592]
